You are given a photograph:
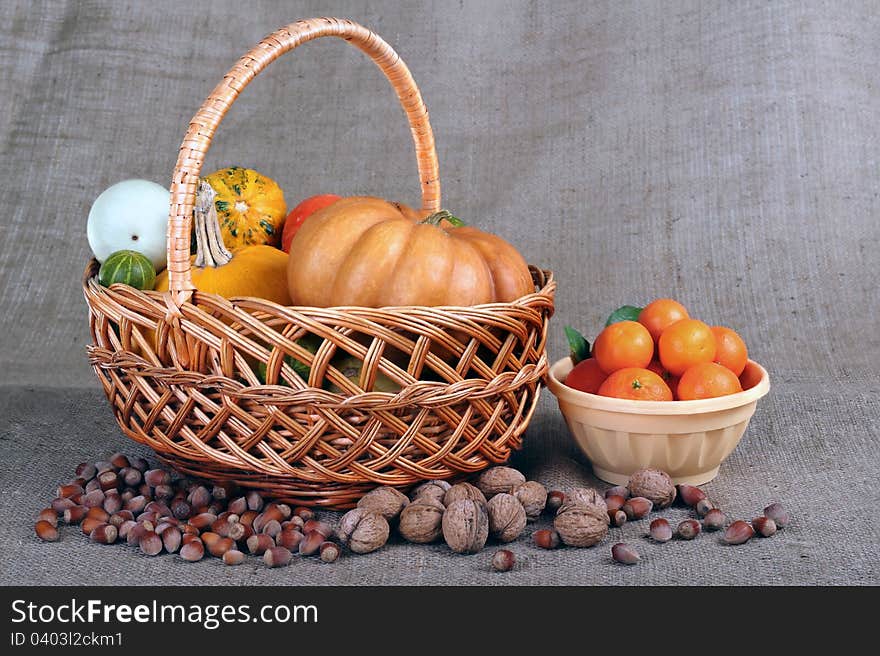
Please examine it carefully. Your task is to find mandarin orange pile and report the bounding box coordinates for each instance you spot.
[565,299,751,401]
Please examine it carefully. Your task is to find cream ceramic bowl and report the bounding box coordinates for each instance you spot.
[547,358,770,485]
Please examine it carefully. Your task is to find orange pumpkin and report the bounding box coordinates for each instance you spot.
[286,197,533,307]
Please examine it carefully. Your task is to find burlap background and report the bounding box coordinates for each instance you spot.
[1,0,877,585]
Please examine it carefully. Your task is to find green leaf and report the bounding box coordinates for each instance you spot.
[564,326,591,365]
[605,305,643,327]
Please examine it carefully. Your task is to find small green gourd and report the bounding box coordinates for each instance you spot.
[98,249,156,290]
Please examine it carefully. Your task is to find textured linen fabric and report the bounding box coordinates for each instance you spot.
[0,0,878,585]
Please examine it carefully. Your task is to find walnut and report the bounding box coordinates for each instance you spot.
[337,508,390,554]
[357,486,409,521]
[628,468,676,509]
[474,466,526,498]
[553,503,609,547]
[559,487,608,521]
[486,493,527,543]
[398,498,445,544]
[410,479,451,504]
[511,481,548,520]
[443,482,487,509]
[442,499,488,554]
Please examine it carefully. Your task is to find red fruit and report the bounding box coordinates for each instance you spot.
[565,358,607,394]
[281,194,341,253]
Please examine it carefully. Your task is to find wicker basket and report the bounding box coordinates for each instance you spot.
[82,18,555,508]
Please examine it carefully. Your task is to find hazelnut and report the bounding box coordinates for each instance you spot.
[118,520,137,540]
[227,497,247,515]
[90,523,118,545]
[51,497,76,514]
[86,506,110,523]
[724,520,755,545]
[319,541,340,563]
[605,485,630,499]
[763,503,790,528]
[180,539,205,562]
[703,508,727,531]
[533,529,560,549]
[337,508,390,554]
[487,493,527,543]
[246,534,274,555]
[695,499,714,517]
[38,508,58,527]
[357,486,410,521]
[474,466,526,498]
[559,487,607,518]
[752,516,777,537]
[263,546,292,568]
[260,519,282,539]
[35,520,59,542]
[109,453,130,469]
[293,506,314,521]
[491,549,516,572]
[161,527,181,553]
[628,468,676,509]
[139,531,163,556]
[81,489,105,508]
[246,491,264,512]
[677,484,707,507]
[511,481,548,520]
[443,482,487,509]
[410,480,451,505]
[276,529,304,551]
[649,518,673,542]
[129,456,149,473]
[554,503,609,547]
[97,470,119,491]
[442,499,489,554]
[58,483,84,499]
[223,549,245,566]
[398,498,445,544]
[677,519,701,540]
[611,542,640,565]
[298,531,324,556]
[187,485,211,509]
[546,491,565,513]
[75,462,98,480]
[605,495,626,513]
[207,537,235,558]
[622,497,653,520]
[303,519,334,538]
[63,506,88,525]
[608,510,627,527]
[144,469,171,487]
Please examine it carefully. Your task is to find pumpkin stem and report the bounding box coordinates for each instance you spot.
[421,210,465,228]
[193,180,233,268]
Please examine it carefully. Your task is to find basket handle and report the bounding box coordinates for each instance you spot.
[165,17,441,304]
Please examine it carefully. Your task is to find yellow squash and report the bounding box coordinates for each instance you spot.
[203,166,287,250]
[155,245,290,305]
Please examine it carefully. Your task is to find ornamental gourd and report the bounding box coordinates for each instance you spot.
[202,166,287,250]
[286,197,533,307]
[154,182,291,305]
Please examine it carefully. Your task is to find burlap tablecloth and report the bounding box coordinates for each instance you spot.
[1,0,877,585]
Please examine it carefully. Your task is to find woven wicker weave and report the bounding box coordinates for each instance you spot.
[82,18,556,508]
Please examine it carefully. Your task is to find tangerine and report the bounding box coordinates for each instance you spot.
[647,359,680,399]
[597,367,673,401]
[677,362,743,400]
[711,326,748,376]
[638,299,689,342]
[658,318,717,376]
[593,320,654,374]
[565,358,607,394]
